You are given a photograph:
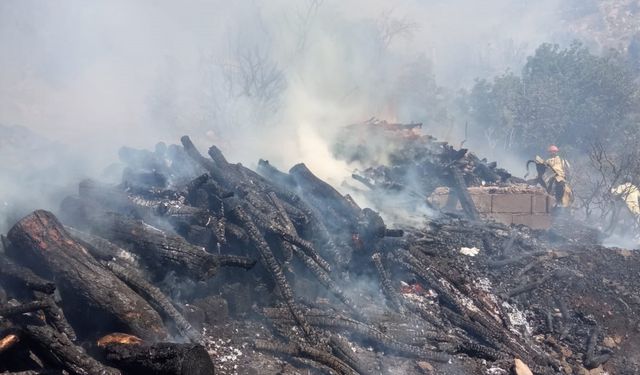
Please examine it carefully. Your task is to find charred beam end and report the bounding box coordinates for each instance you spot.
[289,163,361,222]
[0,300,51,318]
[256,159,296,189]
[100,341,215,375]
[180,136,225,183]
[214,254,256,270]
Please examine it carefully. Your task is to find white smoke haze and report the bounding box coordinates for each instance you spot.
[0,0,585,230]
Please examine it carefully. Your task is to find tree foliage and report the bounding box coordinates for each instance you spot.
[467,42,640,156]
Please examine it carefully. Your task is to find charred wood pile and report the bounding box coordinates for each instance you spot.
[332,119,525,219]
[1,135,639,374]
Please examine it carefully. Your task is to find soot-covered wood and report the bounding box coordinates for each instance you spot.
[6,210,168,341]
[99,342,215,375]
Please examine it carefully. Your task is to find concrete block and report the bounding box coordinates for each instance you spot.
[469,193,492,213]
[511,214,552,229]
[532,193,549,213]
[486,213,513,226]
[492,194,532,213]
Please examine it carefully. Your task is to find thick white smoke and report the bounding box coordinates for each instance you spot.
[1,0,580,230]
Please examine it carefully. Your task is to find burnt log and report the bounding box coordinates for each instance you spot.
[328,334,371,375]
[32,291,77,342]
[0,252,56,295]
[65,227,139,267]
[266,309,449,362]
[61,197,254,280]
[228,204,317,343]
[79,180,213,229]
[7,210,168,341]
[0,300,51,318]
[99,339,214,375]
[19,322,121,375]
[289,163,360,224]
[448,166,479,221]
[104,261,203,344]
[254,339,356,375]
[257,159,296,189]
[0,250,75,341]
[371,253,405,314]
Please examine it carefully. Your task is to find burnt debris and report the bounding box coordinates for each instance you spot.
[0,135,639,374]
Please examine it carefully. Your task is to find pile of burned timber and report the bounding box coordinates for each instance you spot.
[1,135,639,374]
[333,119,523,219]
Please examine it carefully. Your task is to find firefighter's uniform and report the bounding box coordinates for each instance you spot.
[611,182,640,217]
[544,155,573,208]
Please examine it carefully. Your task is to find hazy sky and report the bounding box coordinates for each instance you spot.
[0,0,569,151]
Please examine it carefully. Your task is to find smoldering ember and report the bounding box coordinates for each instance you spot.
[0,124,639,375]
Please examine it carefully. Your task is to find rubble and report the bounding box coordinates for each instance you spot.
[0,134,639,374]
[333,118,526,222]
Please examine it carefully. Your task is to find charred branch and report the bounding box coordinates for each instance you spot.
[19,322,121,375]
[104,261,203,345]
[254,339,357,375]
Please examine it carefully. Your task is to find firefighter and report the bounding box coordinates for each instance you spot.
[611,177,640,225]
[545,145,573,209]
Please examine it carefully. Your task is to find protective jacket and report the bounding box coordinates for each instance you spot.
[545,155,570,182]
[544,155,573,208]
[612,182,640,216]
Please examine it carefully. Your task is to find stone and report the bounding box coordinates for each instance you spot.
[602,336,617,348]
[416,361,434,374]
[513,358,533,375]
